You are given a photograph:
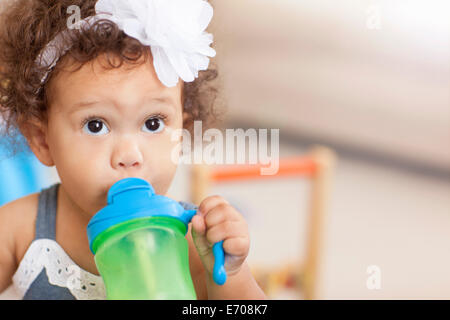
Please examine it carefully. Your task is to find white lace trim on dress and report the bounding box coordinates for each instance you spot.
[12,239,106,300]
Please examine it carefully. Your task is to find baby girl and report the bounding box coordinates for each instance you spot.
[0,0,266,300]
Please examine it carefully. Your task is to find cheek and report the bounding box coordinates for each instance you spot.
[50,127,108,178]
[145,131,180,195]
[47,122,110,210]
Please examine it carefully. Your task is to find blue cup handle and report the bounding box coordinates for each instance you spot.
[184,209,227,286]
[212,240,227,285]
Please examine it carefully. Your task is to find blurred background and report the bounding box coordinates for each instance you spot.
[1,0,449,299]
[187,0,450,299]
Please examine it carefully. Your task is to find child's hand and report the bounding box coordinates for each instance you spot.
[191,195,250,279]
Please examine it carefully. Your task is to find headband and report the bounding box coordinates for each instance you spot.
[35,0,216,92]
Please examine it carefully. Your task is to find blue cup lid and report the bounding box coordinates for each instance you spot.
[86,177,196,254]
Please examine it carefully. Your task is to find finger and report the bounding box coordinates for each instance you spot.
[223,237,250,257]
[205,220,248,245]
[191,215,213,257]
[204,203,241,228]
[191,214,206,236]
[198,195,229,217]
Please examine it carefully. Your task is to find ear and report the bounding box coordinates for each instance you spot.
[20,119,55,167]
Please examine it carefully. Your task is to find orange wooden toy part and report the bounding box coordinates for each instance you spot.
[210,156,318,182]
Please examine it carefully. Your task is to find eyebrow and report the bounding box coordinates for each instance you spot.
[69,96,176,114]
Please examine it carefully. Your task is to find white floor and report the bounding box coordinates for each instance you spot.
[319,151,450,299]
[1,143,449,299]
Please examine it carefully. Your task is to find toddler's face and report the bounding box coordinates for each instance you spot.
[44,53,183,216]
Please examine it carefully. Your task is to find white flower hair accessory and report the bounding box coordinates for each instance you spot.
[35,0,216,89]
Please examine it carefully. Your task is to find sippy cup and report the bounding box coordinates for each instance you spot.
[86,177,227,300]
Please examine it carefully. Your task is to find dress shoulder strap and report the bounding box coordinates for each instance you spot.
[35,183,60,241]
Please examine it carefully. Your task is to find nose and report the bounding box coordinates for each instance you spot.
[119,159,140,168]
[112,137,143,170]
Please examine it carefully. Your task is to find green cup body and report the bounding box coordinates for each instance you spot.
[92,216,197,300]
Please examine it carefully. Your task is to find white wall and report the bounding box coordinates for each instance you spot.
[210,0,450,170]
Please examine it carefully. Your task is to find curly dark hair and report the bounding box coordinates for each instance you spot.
[0,0,224,159]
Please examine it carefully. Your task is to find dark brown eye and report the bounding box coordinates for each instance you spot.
[144,117,165,133]
[83,119,109,135]
[88,120,103,133]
